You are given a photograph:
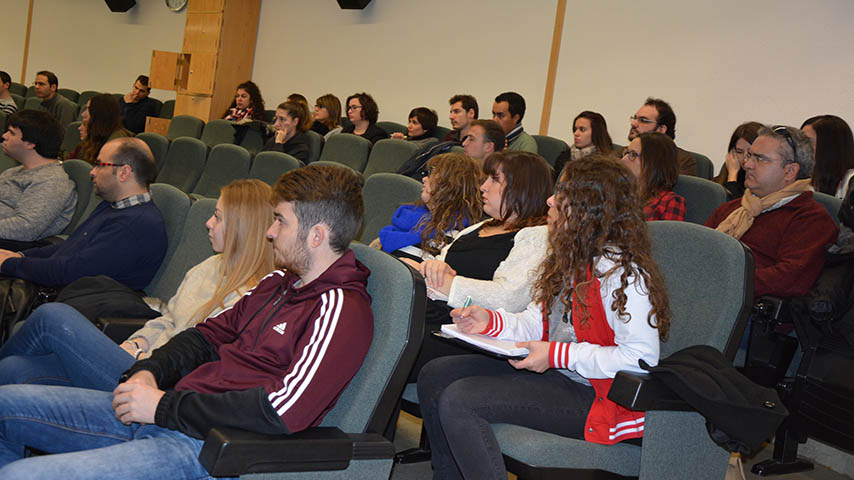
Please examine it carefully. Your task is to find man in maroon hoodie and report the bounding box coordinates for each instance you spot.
[0,165,375,479]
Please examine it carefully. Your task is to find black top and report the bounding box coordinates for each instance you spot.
[342,123,389,145]
[310,120,330,136]
[120,97,160,134]
[444,225,516,280]
[262,132,310,164]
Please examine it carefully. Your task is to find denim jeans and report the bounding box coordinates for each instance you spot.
[0,384,227,479]
[0,303,135,390]
[417,354,595,480]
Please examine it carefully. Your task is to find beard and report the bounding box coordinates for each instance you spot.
[274,237,311,277]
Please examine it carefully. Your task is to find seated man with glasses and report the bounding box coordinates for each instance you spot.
[627,97,697,176]
[0,137,167,291]
[705,125,838,299]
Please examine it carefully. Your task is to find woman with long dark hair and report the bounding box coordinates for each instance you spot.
[802,115,854,199]
[417,155,671,479]
[553,110,613,175]
[69,94,132,163]
[713,121,763,200]
[620,132,685,221]
[222,80,266,122]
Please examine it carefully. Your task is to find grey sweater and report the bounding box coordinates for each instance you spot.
[0,163,76,241]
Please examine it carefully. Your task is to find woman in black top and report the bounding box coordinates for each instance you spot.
[310,94,342,136]
[262,101,311,164]
[342,92,388,145]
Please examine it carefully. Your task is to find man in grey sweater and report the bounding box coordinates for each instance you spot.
[32,70,77,131]
[0,110,76,249]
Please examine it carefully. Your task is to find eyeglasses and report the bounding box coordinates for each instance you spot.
[94,162,127,169]
[772,125,799,167]
[741,152,777,166]
[630,115,659,125]
[622,150,641,160]
[419,165,434,178]
[314,104,323,109]
[347,105,362,111]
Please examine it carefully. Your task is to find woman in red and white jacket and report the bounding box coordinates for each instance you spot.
[417,154,672,480]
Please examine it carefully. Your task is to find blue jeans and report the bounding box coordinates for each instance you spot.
[0,303,135,390]
[418,354,595,480]
[0,384,227,479]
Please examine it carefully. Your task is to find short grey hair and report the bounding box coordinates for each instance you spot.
[757,125,814,179]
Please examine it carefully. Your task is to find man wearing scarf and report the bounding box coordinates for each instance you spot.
[706,125,838,299]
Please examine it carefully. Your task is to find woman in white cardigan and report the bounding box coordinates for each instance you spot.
[402,151,554,378]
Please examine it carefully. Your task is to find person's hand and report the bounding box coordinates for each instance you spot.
[508,340,551,373]
[391,132,406,140]
[725,150,742,181]
[450,305,489,334]
[420,259,456,295]
[0,250,22,269]
[112,371,163,425]
[275,128,289,143]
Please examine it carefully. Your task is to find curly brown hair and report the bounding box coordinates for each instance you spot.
[533,154,671,340]
[417,153,483,255]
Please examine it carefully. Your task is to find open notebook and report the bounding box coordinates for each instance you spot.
[439,324,530,358]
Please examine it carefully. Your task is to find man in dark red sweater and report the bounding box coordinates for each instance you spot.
[705,125,838,298]
[0,165,374,479]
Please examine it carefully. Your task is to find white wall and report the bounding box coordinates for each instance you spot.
[3,0,185,99]
[549,0,854,167]
[253,0,556,134]
[3,0,854,171]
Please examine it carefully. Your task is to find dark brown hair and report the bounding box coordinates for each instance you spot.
[81,94,131,163]
[346,92,379,124]
[636,132,678,203]
[802,115,854,195]
[315,94,341,129]
[277,101,311,134]
[482,151,552,231]
[713,121,762,187]
[573,111,612,154]
[533,154,670,339]
[223,80,266,121]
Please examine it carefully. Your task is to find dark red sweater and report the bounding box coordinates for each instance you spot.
[705,192,838,298]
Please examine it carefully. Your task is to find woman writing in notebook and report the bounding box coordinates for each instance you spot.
[417,155,671,479]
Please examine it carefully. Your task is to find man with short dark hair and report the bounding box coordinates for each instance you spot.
[463,119,505,166]
[627,97,696,175]
[705,125,838,298]
[0,110,76,248]
[0,137,166,289]
[32,70,76,130]
[0,71,16,115]
[119,75,159,134]
[492,91,537,154]
[444,94,479,143]
[0,164,374,479]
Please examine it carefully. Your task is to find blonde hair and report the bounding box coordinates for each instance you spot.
[191,179,275,323]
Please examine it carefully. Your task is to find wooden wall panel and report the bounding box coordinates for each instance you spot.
[182,13,222,53]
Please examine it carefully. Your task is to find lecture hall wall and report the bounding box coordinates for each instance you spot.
[4,0,854,170]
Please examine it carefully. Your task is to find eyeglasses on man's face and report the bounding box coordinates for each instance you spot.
[93,162,127,169]
[629,115,658,125]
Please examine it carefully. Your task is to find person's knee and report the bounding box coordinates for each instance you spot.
[29,303,88,340]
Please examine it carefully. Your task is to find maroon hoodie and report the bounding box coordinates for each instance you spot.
[125,250,373,439]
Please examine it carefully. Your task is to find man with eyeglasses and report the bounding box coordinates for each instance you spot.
[31,70,77,131]
[705,125,837,299]
[0,137,167,291]
[627,97,696,176]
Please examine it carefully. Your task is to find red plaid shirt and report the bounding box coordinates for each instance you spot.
[644,190,686,221]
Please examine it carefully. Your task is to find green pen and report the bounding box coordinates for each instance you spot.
[462,296,472,309]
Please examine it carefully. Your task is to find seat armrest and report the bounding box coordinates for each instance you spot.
[198,426,394,477]
[607,370,694,412]
[96,317,149,343]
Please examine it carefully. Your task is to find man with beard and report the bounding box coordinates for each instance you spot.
[443,94,479,143]
[626,97,696,176]
[0,165,375,479]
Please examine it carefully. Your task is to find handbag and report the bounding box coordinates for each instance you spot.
[0,277,53,345]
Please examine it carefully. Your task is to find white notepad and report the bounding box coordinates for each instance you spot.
[439,324,530,358]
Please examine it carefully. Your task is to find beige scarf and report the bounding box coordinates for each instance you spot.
[715,178,812,239]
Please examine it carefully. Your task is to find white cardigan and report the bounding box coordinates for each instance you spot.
[437,220,548,311]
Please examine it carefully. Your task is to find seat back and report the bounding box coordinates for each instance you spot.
[61,121,83,157]
[192,144,250,198]
[434,126,451,141]
[248,151,300,185]
[10,93,24,110]
[648,221,754,360]
[156,137,208,193]
[318,133,372,172]
[363,138,419,178]
[200,119,236,148]
[532,135,570,168]
[376,121,407,136]
[237,125,267,154]
[813,191,842,228]
[672,175,728,225]
[60,159,95,235]
[77,90,100,107]
[359,173,422,243]
[159,99,176,119]
[137,132,170,173]
[57,88,79,103]
[166,114,205,140]
[147,197,216,301]
[0,151,19,173]
[304,130,324,163]
[23,97,41,110]
[690,151,714,179]
[25,85,36,98]
[145,183,192,298]
[320,243,426,434]
[9,82,26,97]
